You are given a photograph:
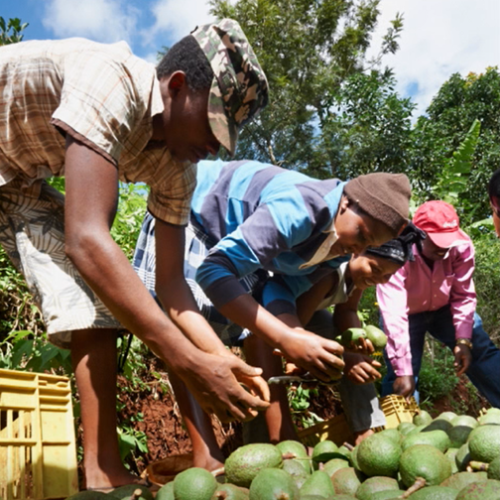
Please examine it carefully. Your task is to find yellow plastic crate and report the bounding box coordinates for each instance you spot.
[297,413,354,447]
[380,394,419,429]
[0,369,78,500]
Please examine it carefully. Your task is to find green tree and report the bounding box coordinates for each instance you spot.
[0,17,28,45]
[209,0,407,177]
[409,68,500,222]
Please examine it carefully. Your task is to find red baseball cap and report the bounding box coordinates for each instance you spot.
[413,200,469,249]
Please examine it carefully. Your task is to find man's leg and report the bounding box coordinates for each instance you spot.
[71,328,140,489]
[167,371,225,470]
[465,313,500,408]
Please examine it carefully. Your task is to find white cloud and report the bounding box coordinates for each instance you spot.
[368,0,500,117]
[144,0,215,46]
[42,0,139,44]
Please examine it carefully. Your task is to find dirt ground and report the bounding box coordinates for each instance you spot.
[114,361,345,475]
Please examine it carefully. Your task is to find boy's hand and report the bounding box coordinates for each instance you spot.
[177,352,270,423]
[344,352,381,384]
[453,344,472,376]
[278,330,344,382]
[346,337,375,356]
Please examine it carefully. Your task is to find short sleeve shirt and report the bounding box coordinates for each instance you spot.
[0,37,195,225]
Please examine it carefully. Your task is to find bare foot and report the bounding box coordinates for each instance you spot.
[192,453,224,473]
[84,467,144,490]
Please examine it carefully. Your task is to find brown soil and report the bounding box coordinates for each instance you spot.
[114,359,244,473]
[428,375,490,418]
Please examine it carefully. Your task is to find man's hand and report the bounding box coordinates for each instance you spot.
[177,352,270,423]
[218,349,271,411]
[344,352,382,384]
[453,344,472,376]
[278,329,344,382]
[393,375,415,398]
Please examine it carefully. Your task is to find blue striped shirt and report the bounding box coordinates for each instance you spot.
[193,159,349,316]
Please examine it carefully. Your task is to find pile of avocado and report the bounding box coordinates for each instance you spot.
[66,407,500,500]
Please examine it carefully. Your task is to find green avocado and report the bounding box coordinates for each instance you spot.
[211,483,249,500]
[173,467,218,500]
[455,480,500,500]
[435,412,458,424]
[455,442,471,472]
[423,419,453,434]
[355,476,399,500]
[399,444,452,487]
[109,484,153,500]
[299,470,335,498]
[312,440,340,465]
[370,491,405,500]
[487,456,500,480]
[441,471,487,490]
[468,425,500,463]
[398,422,417,436]
[225,443,283,488]
[413,410,433,426]
[357,432,402,478]
[451,415,478,429]
[323,458,350,477]
[330,467,363,496]
[445,448,459,474]
[363,324,388,350]
[478,413,500,426]
[407,485,459,500]
[155,482,174,500]
[402,429,451,453]
[339,327,367,348]
[276,440,308,460]
[282,458,310,489]
[448,425,474,449]
[248,468,298,500]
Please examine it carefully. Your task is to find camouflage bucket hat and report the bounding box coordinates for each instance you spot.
[191,18,269,155]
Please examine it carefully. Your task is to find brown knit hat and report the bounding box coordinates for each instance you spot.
[343,173,411,236]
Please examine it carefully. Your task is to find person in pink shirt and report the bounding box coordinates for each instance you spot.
[377,200,500,407]
[489,168,500,237]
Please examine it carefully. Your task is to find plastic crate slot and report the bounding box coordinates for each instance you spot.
[0,369,78,499]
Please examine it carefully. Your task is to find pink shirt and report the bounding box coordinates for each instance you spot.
[376,240,476,376]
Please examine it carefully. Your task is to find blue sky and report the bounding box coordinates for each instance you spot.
[2,0,499,117]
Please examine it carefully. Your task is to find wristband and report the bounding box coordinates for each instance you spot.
[456,338,473,350]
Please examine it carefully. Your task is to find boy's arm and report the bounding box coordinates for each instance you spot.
[449,243,476,340]
[64,137,268,421]
[218,294,344,381]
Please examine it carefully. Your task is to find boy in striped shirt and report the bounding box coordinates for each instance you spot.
[134,159,411,469]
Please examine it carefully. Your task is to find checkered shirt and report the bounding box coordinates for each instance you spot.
[0,37,195,225]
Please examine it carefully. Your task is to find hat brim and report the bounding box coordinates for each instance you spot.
[207,78,238,156]
[427,229,469,249]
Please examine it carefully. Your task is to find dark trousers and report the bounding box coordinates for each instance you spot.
[381,306,500,408]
